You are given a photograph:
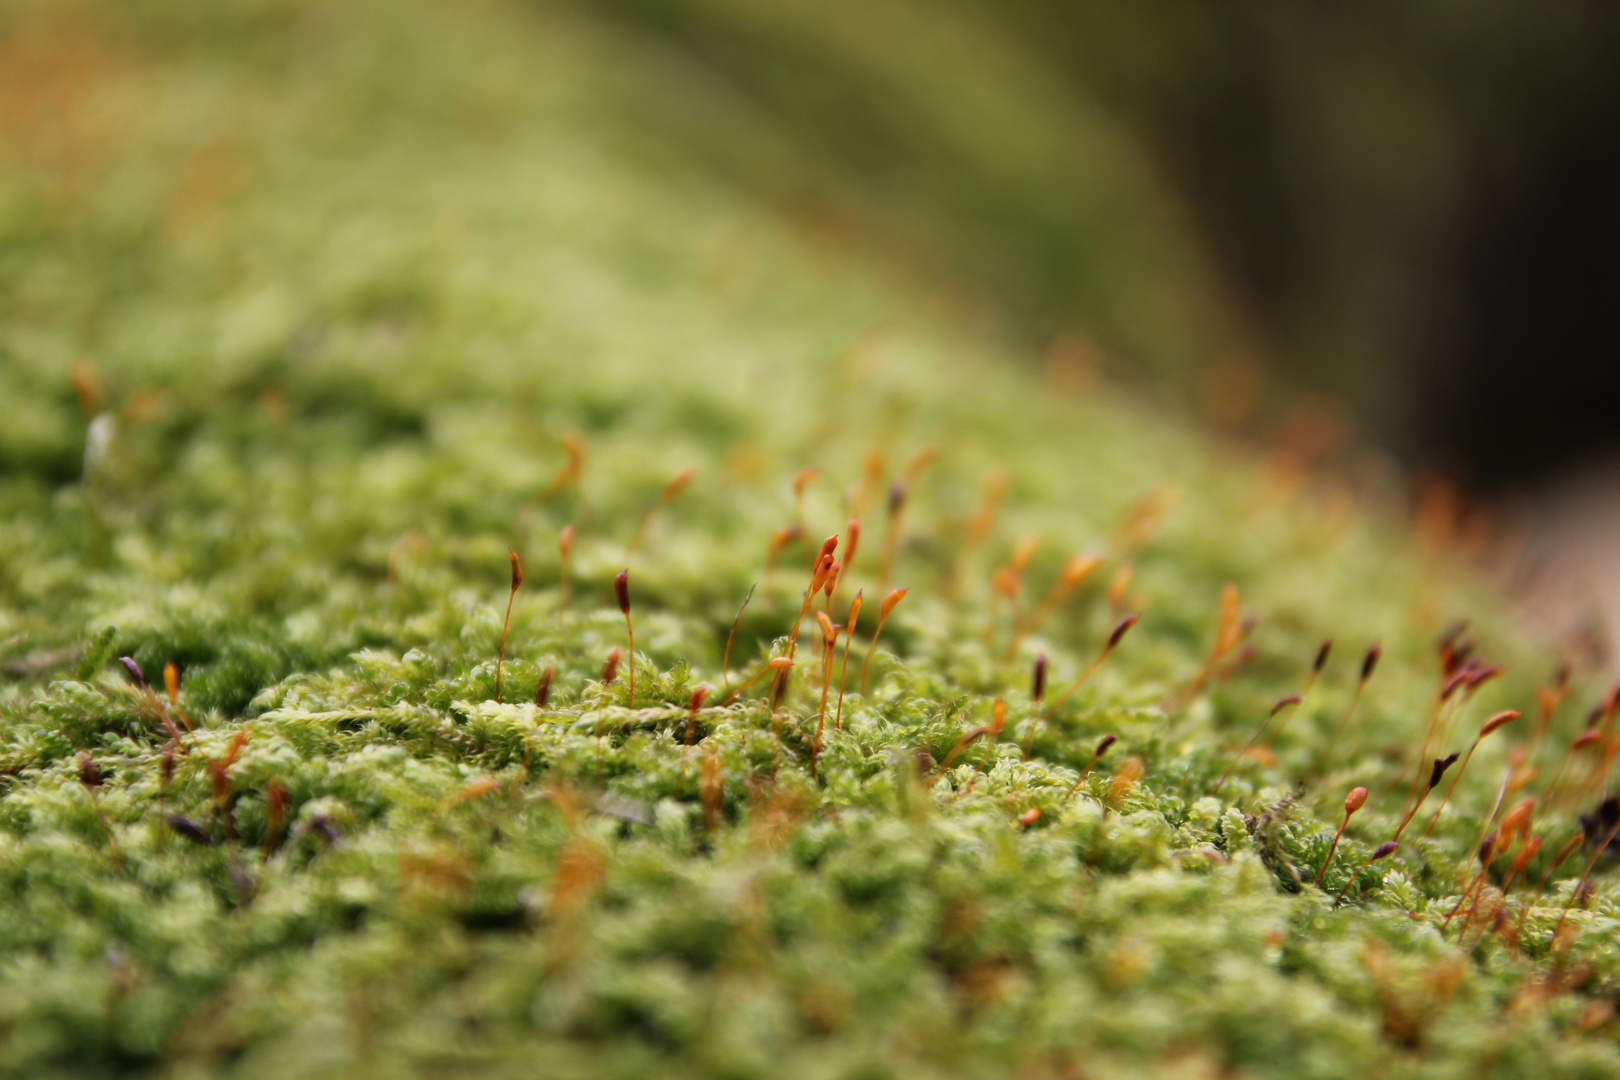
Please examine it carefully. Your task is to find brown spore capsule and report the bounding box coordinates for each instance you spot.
[665,467,696,499]
[1429,753,1460,790]
[119,656,147,688]
[681,685,709,783]
[1271,694,1304,716]
[1499,796,1535,838]
[1108,614,1141,651]
[166,815,213,846]
[888,482,907,517]
[495,550,525,703]
[1441,670,1471,702]
[615,570,635,705]
[535,665,555,709]
[1315,785,1370,888]
[1361,643,1381,682]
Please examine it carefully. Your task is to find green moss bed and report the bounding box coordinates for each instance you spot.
[2,2,1619,1077]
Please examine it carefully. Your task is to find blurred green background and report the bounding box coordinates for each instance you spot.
[602,0,1620,484]
[6,0,1619,487]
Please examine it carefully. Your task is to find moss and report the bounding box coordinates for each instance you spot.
[0,1,1617,1077]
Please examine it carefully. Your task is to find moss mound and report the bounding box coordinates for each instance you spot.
[1,2,1617,1078]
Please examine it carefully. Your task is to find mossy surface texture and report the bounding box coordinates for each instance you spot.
[2,2,1618,1078]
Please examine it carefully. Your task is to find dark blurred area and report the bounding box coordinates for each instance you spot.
[1434,116,1620,487]
[609,0,1620,493]
[1004,0,1620,490]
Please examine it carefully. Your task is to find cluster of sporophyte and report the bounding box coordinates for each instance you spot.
[3,399,1620,1080]
[1,1,1619,1078]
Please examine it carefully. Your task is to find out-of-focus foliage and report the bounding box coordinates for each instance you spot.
[608,0,1620,445]
[1,2,1617,1078]
[598,0,1254,386]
